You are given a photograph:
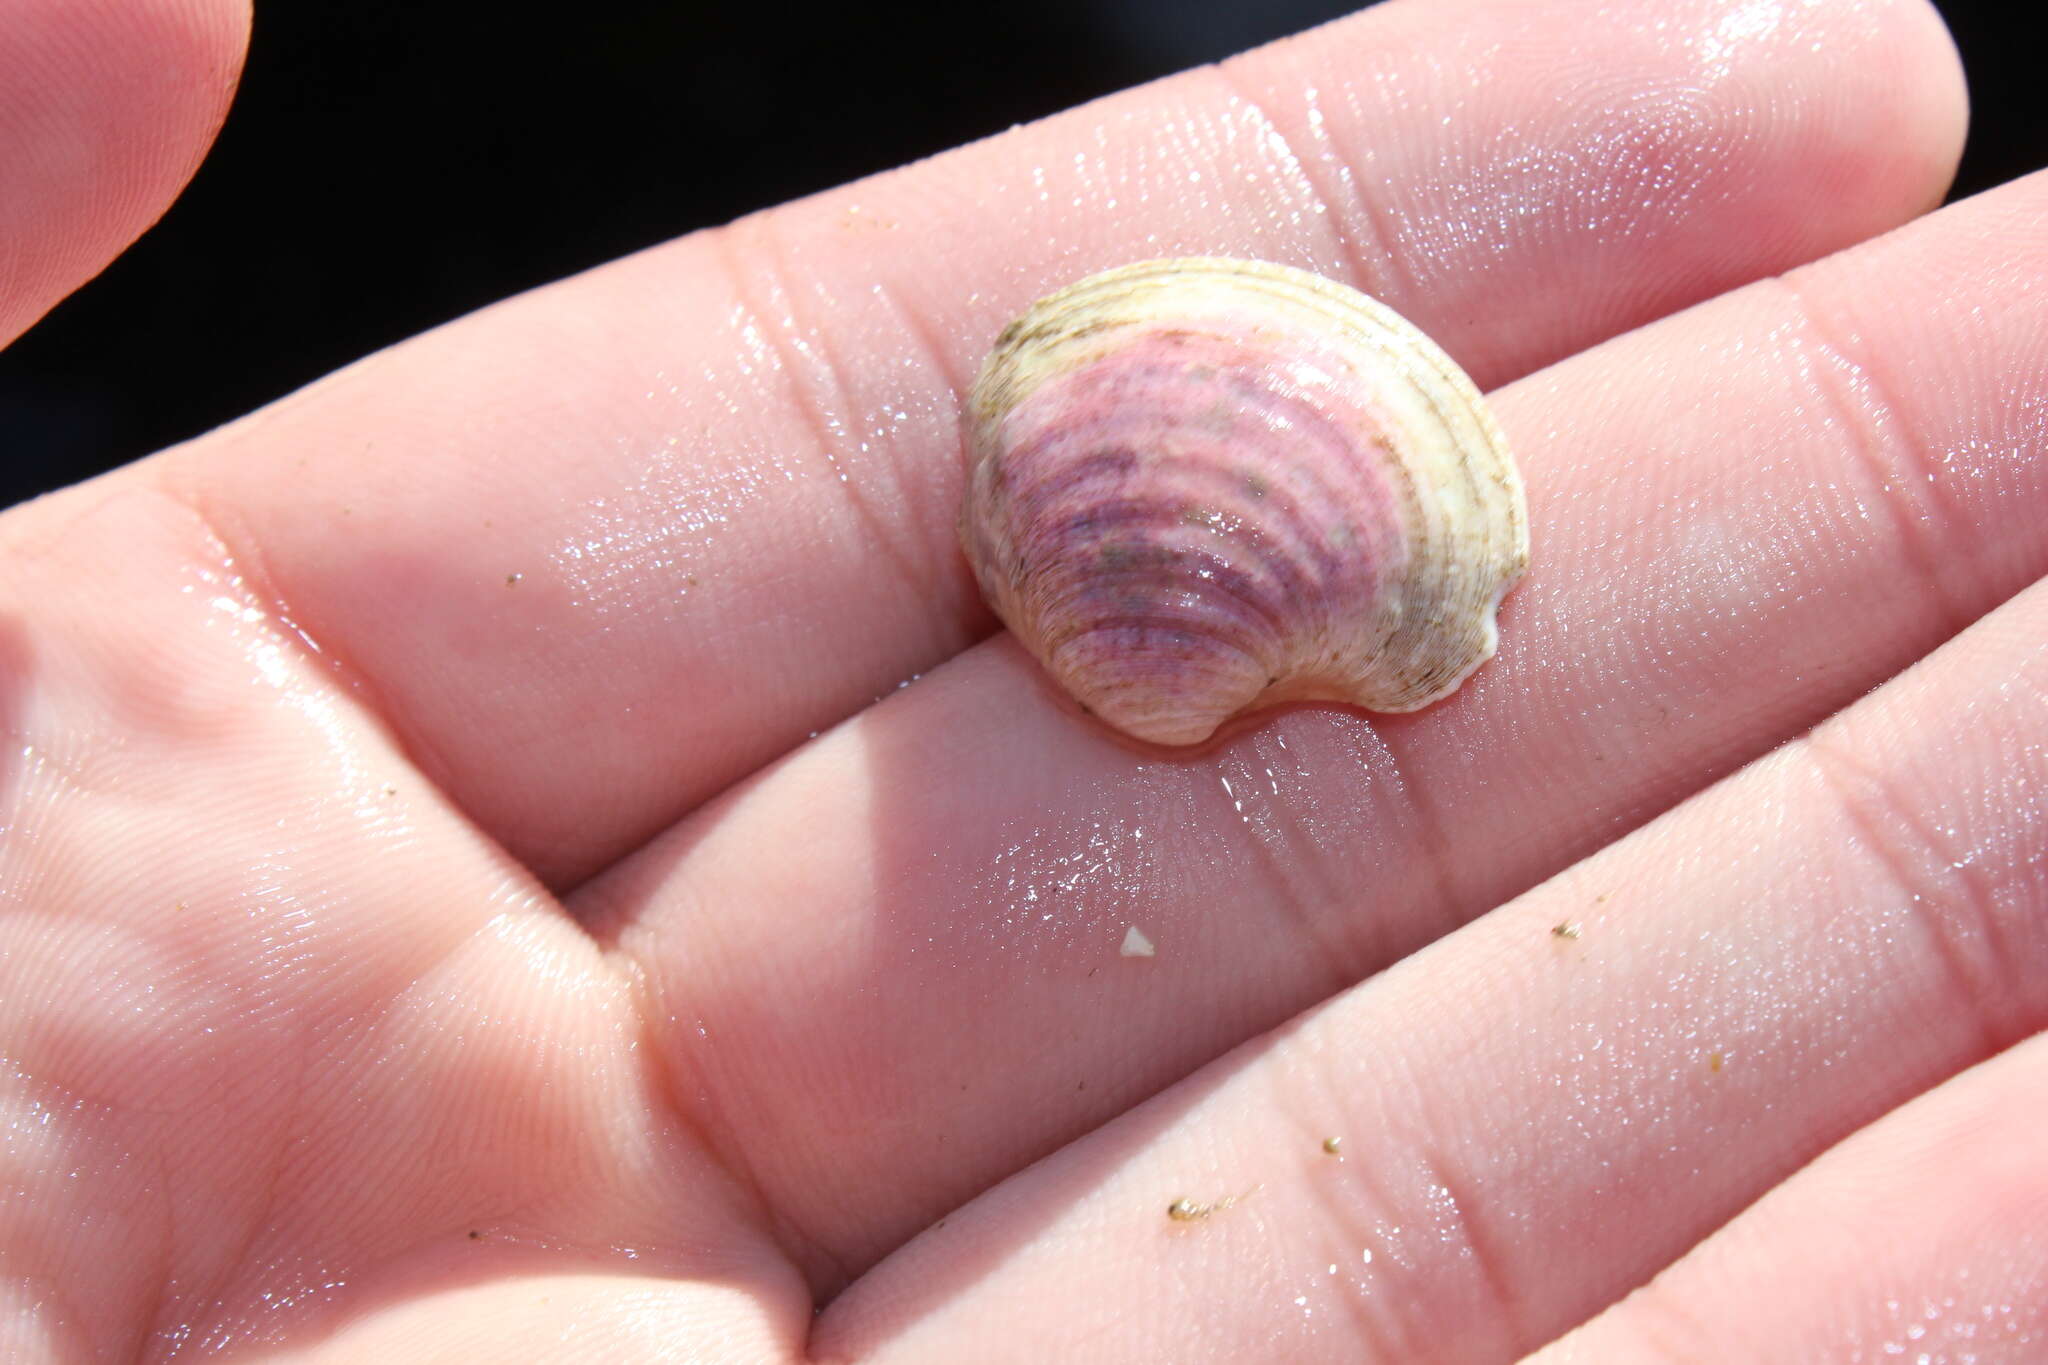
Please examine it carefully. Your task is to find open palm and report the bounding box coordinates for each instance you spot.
[6,0,2046,1359]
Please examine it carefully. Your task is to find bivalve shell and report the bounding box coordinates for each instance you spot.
[961,257,1528,746]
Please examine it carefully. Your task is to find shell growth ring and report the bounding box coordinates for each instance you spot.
[960,257,1529,746]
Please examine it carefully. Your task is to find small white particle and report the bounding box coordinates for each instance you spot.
[1120,926,1156,958]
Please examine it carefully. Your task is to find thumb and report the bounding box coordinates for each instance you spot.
[0,0,250,347]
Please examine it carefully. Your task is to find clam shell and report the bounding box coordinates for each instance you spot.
[961,257,1528,746]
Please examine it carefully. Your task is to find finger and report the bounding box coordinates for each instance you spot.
[812,538,2048,1361]
[0,0,249,348]
[163,0,1964,886]
[590,170,2048,1290]
[1526,1033,2048,1363]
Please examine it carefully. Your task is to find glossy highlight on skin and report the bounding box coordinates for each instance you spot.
[961,258,1529,746]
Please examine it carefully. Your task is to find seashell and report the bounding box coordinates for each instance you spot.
[960,257,1528,746]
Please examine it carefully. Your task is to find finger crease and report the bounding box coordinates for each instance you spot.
[1799,726,2019,1054]
[1401,1134,1525,1352]
[1768,272,1973,643]
[711,223,931,613]
[1205,59,1399,303]
[149,472,468,804]
[620,926,853,1296]
[1372,721,1469,948]
[866,270,964,423]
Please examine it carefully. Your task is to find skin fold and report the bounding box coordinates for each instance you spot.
[4,0,2045,1360]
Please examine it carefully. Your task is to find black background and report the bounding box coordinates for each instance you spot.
[0,0,2035,509]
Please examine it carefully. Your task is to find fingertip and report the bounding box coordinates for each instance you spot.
[1839,0,1971,214]
[0,0,252,346]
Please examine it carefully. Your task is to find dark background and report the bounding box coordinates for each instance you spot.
[0,0,2034,509]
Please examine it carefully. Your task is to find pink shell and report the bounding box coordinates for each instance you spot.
[961,258,1527,746]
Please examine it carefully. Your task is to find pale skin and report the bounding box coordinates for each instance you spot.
[3,0,2045,1359]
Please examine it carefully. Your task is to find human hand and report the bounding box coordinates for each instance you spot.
[4,0,2042,1359]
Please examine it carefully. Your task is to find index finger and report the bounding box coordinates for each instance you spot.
[164,0,1963,886]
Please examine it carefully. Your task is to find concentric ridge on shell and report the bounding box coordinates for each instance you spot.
[960,257,1528,746]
